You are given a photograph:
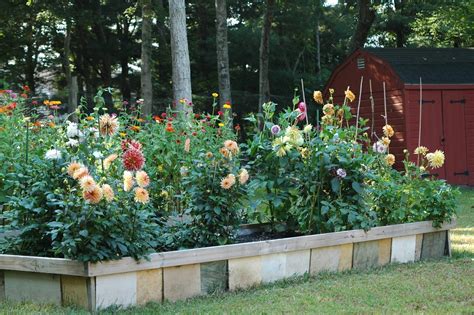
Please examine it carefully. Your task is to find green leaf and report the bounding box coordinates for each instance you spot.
[331,178,340,193]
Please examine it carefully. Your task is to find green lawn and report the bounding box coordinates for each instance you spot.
[1,188,473,314]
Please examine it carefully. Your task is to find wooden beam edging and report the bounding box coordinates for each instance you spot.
[0,220,456,277]
[87,219,456,276]
[0,254,88,276]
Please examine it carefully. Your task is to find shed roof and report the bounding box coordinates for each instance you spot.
[364,48,474,85]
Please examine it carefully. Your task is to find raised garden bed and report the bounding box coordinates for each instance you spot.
[0,220,455,311]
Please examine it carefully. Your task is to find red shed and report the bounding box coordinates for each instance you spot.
[325,48,474,185]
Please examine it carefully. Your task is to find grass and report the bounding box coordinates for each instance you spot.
[1,188,473,314]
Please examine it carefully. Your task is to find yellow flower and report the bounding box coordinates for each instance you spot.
[79,175,97,193]
[414,146,429,155]
[218,123,225,127]
[119,132,126,137]
[179,98,186,104]
[160,190,169,198]
[427,150,445,169]
[323,104,335,116]
[136,170,150,188]
[382,136,391,147]
[212,92,219,98]
[385,154,395,166]
[134,187,150,204]
[223,104,231,109]
[48,122,56,128]
[345,90,356,102]
[102,184,114,202]
[383,124,395,138]
[321,115,333,125]
[206,151,213,158]
[86,116,94,121]
[329,88,335,95]
[313,91,323,104]
[303,124,313,133]
[123,171,134,192]
[300,147,310,159]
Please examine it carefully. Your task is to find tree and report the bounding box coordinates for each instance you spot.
[169,0,192,113]
[258,0,275,109]
[215,0,232,109]
[348,0,376,52]
[141,0,153,116]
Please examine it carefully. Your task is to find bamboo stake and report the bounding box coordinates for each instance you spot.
[417,77,423,166]
[354,76,364,140]
[369,79,375,138]
[343,86,350,106]
[383,81,388,125]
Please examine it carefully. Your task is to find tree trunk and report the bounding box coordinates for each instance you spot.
[215,0,232,110]
[141,0,153,116]
[315,6,321,86]
[70,76,78,121]
[348,0,375,53]
[258,0,275,110]
[169,0,193,114]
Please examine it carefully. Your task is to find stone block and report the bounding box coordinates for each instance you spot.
[96,272,137,309]
[228,256,262,290]
[4,271,61,305]
[137,269,162,305]
[163,264,201,302]
[391,235,416,263]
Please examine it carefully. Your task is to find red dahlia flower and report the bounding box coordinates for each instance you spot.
[122,148,145,171]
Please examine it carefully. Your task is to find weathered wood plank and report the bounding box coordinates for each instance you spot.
[163,264,201,302]
[87,220,455,276]
[421,231,447,260]
[0,220,455,277]
[0,271,4,302]
[310,244,353,274]
[415,234,423,261]
[0,255,88,276]
[61,275,89,309]
[137,269,162,305]
[228,256,262,290]
[4,271,61,305]
[200,261,227,294]
[95,272,137,309]
[353,240,379,269]
[391,235,416,263]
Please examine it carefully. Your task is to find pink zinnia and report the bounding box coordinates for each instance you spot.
[297,102,307,121]
[122,148,145,171]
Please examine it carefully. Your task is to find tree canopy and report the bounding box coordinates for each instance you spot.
[0,0,472,117]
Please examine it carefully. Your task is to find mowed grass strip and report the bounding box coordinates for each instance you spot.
[1,188,473,314]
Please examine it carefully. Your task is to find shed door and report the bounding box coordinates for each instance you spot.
[442,91,469,185]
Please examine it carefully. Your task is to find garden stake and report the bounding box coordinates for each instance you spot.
[25,118,29,165]
[383,81,390,154]
[354,76,364,141]
[343,86,350,107]
[417,77,423,166]
[300,78,309,126]
[369,80,375,139]
[383,81,388,125]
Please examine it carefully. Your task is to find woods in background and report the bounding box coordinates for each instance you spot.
[0,0,473,117]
